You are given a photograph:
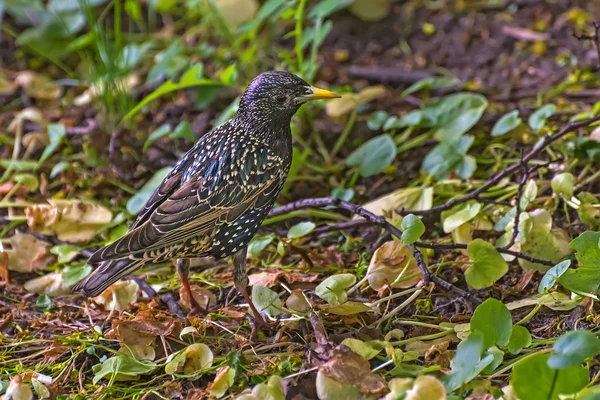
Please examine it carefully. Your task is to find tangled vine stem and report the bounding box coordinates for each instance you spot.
[406,114,600,216]
[269,197,486,302]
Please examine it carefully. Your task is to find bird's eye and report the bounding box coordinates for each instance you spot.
[275,95,286,103]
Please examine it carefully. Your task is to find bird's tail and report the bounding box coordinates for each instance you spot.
[72,258,144,297]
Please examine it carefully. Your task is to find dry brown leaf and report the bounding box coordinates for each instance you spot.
[325,86,386,118]
[7,232,54,273]
[179,285,217,312]
[114,311,181,361]
[317,346,388,399]
[1,375,33,400]
[0,251,8,282]
[367,240,421,291]
[26,199,112,243]
[248,271,282,288]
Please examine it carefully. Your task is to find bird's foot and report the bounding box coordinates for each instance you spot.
[248,313,279,341]
[188,298,209,318]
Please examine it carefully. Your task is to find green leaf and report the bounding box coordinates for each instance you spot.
[287,221,316,239]
[126,167,172,215]
[402,76,462,96]
[50,161,70,178]
[345,134,396,177]
[520,180,537,209]
[528,104,557,132]
[251,285,282,317]
[330,187,354,202]
[315,274,356,305]
[422,135,476,179]
[35,294,55,311]
[143,123,171,153]
[551,173,575,198]
[93,355,157,384]
[170,121,195,142]
[399,93,488,142]
[400,214,426,244]
[491,110,522,136]
[519,209,571,272]
[470,298,512,348]
[341,338,383,360]
[50,244,79,263]
[481,346,504,374]
[62,264,92,287]
[123,64,228,122]
[508,326,532,354]
[442,200,481,233]
[465,239,509,289]
[548,330,600,369]
[367,111,389,130]
[248,235,275,258]
[442,331,494,392]
[559,231,600,293]
[321,301,371,315]
[539,260,571,293]
[39,123,66,166]
[13,173,39,191]
[511,353,587,400]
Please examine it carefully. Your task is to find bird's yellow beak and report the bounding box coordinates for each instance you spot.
[297,86,341,102]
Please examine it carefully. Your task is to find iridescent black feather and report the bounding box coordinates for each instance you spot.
[73,71,313,297]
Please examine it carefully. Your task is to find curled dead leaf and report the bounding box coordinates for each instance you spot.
[93,280,139,311]
[316,346,388,399]
[248,271,282,288]
[26,199,112,243]
[367,240,422,291]
[2,375,33,400]
[114,310,181,361]
[179,285,217,312]
[24,272,70,296]
[7,232,54,273]
[326,86,387,118]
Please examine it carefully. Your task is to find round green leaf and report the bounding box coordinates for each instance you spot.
[287,221,316,239]
[548,330,600,369]
[508,326,532,354]
[248,235,275,258]
[551,173,575,198]
[528,104,556,132]
[251,285,282,317]
[470,298,512,348]
[345,134,397,177]
[465,239,509,289]
[442,200,482,233]
[400,214,426,244]
[511,353,587,400]
[539,260,570,294]
[315,274,356,305]
[492,110,522,136]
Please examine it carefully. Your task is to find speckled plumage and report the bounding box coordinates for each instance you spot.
[73,71,337,304]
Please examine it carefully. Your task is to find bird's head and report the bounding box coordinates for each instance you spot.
[237,71,340,123]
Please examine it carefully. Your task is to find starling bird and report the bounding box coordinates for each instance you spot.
[73,71,339,328]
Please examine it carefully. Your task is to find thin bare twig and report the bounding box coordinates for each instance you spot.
[502,151,528,250]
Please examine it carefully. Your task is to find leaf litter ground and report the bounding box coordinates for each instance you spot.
[2,1,600,399]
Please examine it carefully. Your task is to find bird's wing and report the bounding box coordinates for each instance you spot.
[88,145,281,263]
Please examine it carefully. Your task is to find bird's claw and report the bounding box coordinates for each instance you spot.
[249,314,279,341]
